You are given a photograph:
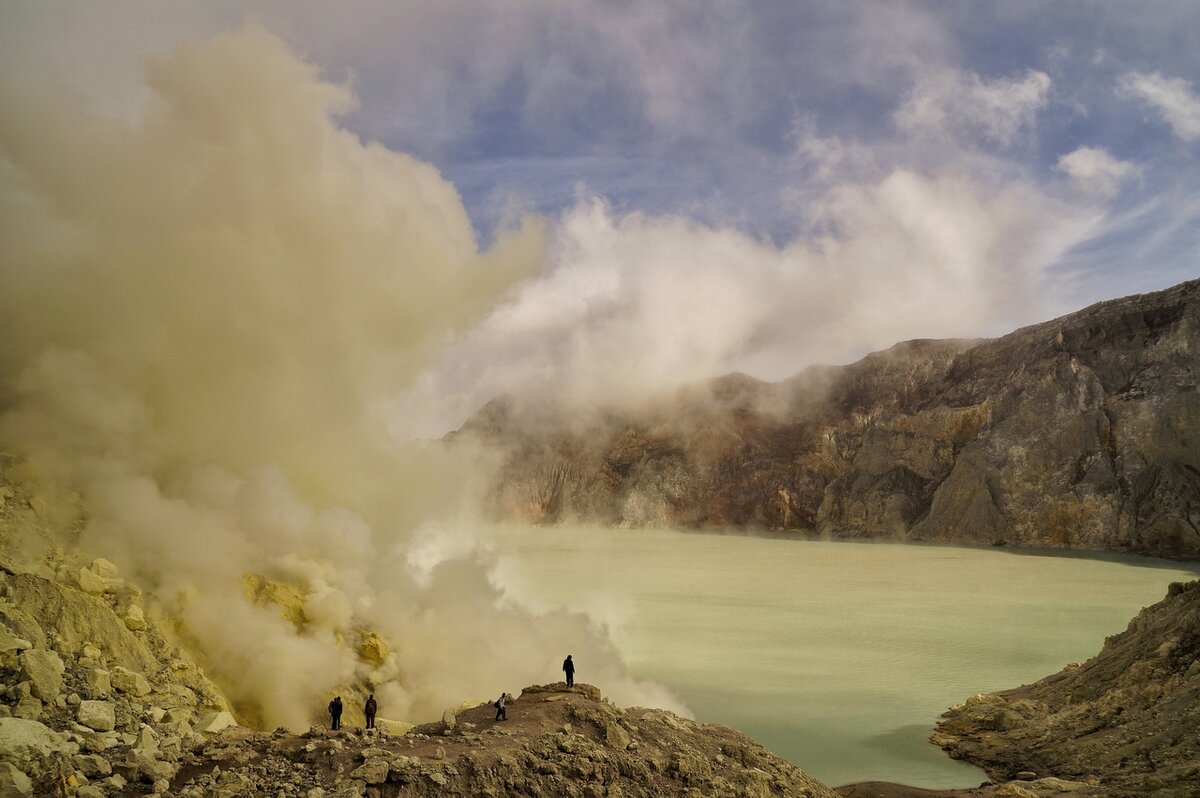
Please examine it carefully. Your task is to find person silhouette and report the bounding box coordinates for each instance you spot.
[562,654,575,688]
[364,694,377,730]
[328,696,343,730]
[494,692,507,721]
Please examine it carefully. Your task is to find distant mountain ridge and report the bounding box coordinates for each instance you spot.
[454,279,1200,560]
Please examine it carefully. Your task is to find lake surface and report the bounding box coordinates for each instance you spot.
[483,526,1200,788]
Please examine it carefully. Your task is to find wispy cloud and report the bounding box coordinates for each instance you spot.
[1119,71,1200,141]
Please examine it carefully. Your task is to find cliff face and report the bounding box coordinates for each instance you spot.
[456,279,1200,559]
[934,580,1200,796]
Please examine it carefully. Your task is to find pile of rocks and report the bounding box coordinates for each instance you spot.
[0,552,234,797]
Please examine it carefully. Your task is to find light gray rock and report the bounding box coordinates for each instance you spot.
[18,648,64,701]
[77,701,116,732]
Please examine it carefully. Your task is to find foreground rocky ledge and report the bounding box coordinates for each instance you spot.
[934,580,1200,797]
[161,682,839,798]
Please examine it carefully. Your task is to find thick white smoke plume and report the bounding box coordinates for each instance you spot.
[0,27,684,727]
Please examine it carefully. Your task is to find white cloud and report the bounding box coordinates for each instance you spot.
[896,68,1051,146]
[1119,71,1200,141]
[409,164,1095,433]
[1056,146,1139,198]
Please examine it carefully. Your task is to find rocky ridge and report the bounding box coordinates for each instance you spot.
[933,579,1200,797]
[456,279,1200,559]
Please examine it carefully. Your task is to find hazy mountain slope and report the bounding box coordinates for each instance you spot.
[455,279,1200,559]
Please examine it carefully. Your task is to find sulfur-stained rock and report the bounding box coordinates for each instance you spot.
[350,758,389,784]
[356,631,390,665]
[0,718,73,777]
[122,604,146,631]
[111,666,151,697]
[604,721,631,751]
[83,668,111,698]
[73,754,112,778]
[0,622,32,654]
[0,762,32,797]
[194,711,237,736]
[77,701,115,732]
[18,648,64,701]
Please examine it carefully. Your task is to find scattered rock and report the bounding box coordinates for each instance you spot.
[0,762,32,797]
[194,711,237,736]
[110,666,151,697]
[18,648,64,701]
[77,701,116,732]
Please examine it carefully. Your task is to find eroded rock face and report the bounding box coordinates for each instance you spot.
[458,279,1200,559]
[935,580,1200,795]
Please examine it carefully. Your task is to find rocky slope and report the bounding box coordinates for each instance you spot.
[455,279,1200,559]
[933,579,1200,798]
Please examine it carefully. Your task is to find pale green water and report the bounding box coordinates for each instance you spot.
[483,526,1200,788]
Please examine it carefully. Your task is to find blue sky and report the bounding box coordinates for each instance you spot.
[3,1,1198,429]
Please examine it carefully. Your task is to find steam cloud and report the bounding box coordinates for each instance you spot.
[0,27,684,728]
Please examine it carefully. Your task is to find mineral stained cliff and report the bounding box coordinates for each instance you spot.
[457,279,1200,559]
[934,579,1200,797]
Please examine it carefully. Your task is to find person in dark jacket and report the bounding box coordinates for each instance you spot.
[563,654,575,688]
[328,696,343,730]
[364,694,377,730]
[494,692,507,721]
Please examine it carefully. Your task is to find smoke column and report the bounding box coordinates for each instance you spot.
[0,26,684,728]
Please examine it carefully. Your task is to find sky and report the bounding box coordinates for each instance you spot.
[3,1,1199,431]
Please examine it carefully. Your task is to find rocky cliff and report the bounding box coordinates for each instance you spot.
[933,579,1200,797]
[455,279,1200,559]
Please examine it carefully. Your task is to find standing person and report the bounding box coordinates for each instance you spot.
[328,696,343,730]
[364,694,377,730]
[494,692,507,721]
[563,654,575,688]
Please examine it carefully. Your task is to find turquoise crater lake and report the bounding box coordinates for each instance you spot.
[484,527,1200,788]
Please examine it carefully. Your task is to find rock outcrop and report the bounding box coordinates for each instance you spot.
[934,580,1200,796]
[165,682,839,798]
[455,279,1200,559]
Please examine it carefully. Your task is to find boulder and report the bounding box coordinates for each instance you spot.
[77,701,116,732]
[0,718,73,776]
[90,559,119,579]
[357,632,390,665]
[73,754,112,778]
[111,666,151,697]
[605,721,631,751]
[18,648,64,701]
[350,758,389,784]
[0,622,32,654]
[0,763,32,798]
[83,669,111,697]
[194,711,237,736]
[122,604,146,631]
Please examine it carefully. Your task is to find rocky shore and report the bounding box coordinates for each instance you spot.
[933,580,1200,797]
